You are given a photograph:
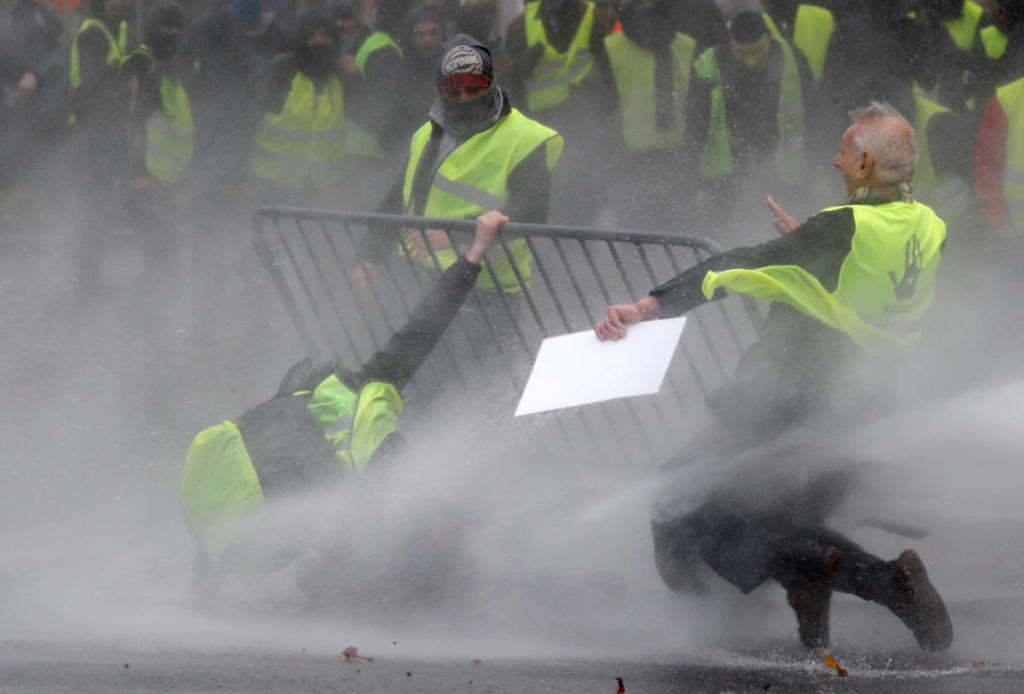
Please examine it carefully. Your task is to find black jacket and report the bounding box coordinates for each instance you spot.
[240,256,483,495]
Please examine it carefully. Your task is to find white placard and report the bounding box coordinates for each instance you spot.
[514,317,686,416]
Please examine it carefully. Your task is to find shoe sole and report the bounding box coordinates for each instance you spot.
[897,549,954,652]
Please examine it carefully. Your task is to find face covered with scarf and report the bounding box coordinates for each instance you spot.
[296,8,340,80]
[431,34,505,139]
[144,1,185,61]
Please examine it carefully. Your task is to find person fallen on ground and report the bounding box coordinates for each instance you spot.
[180,210,509,603]
[594,101,953,652]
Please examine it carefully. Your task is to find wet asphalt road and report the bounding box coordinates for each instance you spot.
[5,642,1024,693]
[4,205,1024,693]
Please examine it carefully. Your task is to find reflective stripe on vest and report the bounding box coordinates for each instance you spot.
[524,1,594,113]
[146,75,195,182]
[604,30,695,152]
[69,18,125,89]
[402,109,564,292]
[702,202,946,356]
[997,77,1024,235]
[793,4,833,81]
[303,375,404,474]
[694,40,806,181]
[354,31,403,76]
[180,420,266,563]
[250,72,346,189]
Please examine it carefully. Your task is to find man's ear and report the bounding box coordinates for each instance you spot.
[858,151,873,180]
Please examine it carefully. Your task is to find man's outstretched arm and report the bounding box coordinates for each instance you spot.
[594,208,857,341]
[357,211,510,389]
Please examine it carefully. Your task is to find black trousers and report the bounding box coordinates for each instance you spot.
[652,500,902,606]
[651,365,904,607]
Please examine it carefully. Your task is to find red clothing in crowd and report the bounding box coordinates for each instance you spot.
[976,93,1011,235]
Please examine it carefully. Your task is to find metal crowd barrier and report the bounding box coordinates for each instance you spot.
[254,207,763,468]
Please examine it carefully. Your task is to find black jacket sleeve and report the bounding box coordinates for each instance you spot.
[356,255,482,389]
[505,139,552,223]
[357,47,408,148]
[650,207,856,316]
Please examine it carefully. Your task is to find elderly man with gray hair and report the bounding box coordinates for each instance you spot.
[594,102,952,651]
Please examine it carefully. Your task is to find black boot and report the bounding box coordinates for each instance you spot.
[884,549,954,652]
[785,548,843,648]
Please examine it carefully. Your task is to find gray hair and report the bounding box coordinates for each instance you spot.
[849,101,918,183]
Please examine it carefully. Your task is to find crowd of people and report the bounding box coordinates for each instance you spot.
[2,0,1023,247]
[7,0,1024,652]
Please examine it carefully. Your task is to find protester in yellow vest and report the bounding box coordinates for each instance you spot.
[69,0,128,99]
[596,101,952,653]
[120,2,193,279]
[599,0,698,229]
[504,0,612,225]
[974,0,1024,98]
[182,210,509,604]
[67,0,133,298]
[910,0,988,111]
[250,8,348,204]
[345,0,409,158]
[505,0,607,115]
[354,35,563,298]
[689,11,814,233]
[123,2,193,188]
[762,1,834,82]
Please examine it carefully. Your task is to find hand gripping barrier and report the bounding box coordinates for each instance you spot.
[254,207,763,468]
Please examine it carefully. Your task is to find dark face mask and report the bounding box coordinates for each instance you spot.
[298,43,337,79]
[436,84,501,139]
[149,31,181,61]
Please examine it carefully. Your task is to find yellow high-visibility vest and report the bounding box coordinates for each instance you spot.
[996,76,1024,235]
[250,72,347,190]
[401,109,563,292]
[523,1,595,113]
[704,202,946,356]
[604,30,695,151]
